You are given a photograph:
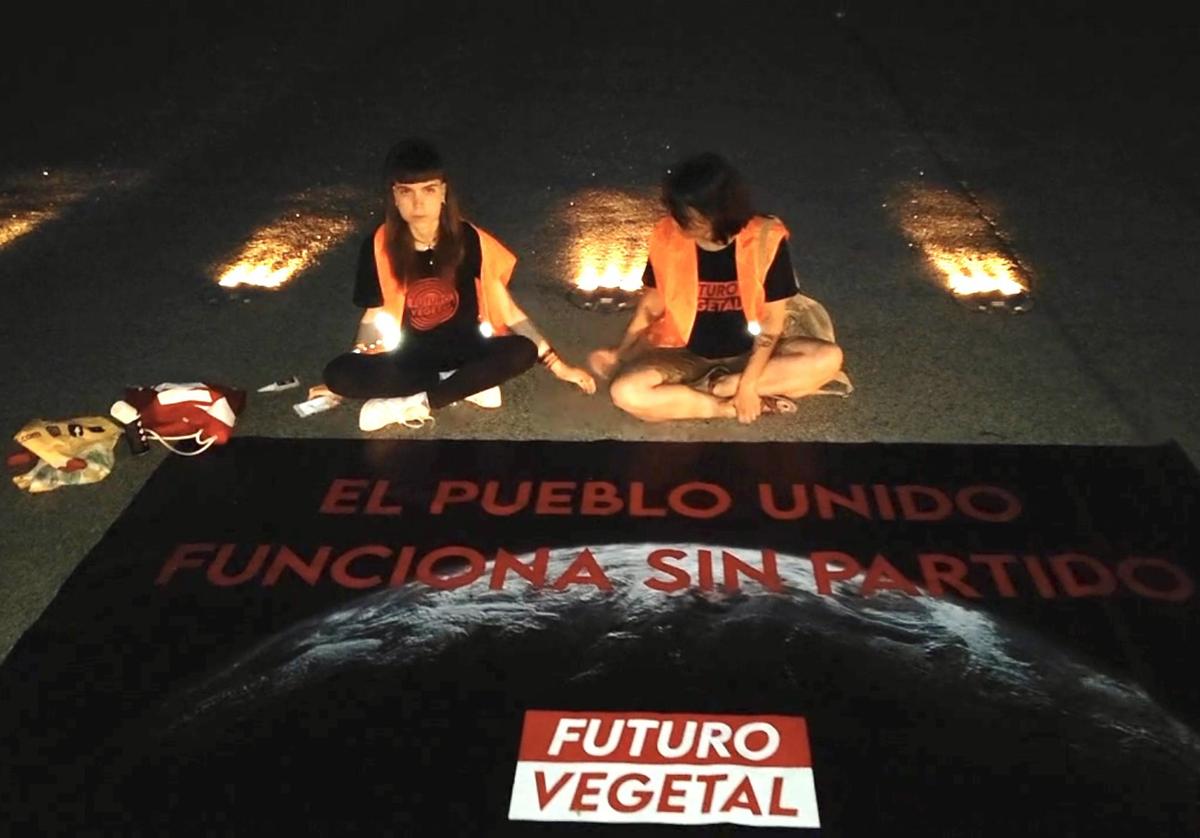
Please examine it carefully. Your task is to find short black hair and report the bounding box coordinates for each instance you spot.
[383,138,446,185]
[662,152,755,242]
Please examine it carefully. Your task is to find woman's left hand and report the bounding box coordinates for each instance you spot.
[555,363,597,394]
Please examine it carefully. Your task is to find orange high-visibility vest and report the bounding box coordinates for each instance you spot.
[372,222,518,334]
[645,215,789,347]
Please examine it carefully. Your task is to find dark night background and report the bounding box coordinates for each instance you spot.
[2,1,1199,832]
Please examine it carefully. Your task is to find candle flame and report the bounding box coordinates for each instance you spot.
[561,188,658,294]
[374,311,401,350]
[0,213,50,248]
[929,248,1025,297]
[217,258,308,290]
[575,253,644,292]
[892,181,1030,299]
[216,210,353,290]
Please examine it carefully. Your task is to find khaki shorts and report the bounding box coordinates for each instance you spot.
[616,293,840,388]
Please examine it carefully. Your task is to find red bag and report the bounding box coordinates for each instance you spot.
[121,383,247,456]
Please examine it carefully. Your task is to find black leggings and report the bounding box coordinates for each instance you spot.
[323,335,537,409]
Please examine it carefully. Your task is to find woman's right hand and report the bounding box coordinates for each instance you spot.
[353,308,393,354]
[555,363,597,395]
[587,348,620,379]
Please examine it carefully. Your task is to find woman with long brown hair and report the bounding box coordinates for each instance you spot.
[589,152,846,424]
[324,138,594,429]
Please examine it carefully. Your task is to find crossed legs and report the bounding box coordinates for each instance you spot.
[708,337,843,400]
[323,335,537,409]
[609,338,843,423]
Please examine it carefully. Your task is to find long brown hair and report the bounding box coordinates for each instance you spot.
[381,138,465,283]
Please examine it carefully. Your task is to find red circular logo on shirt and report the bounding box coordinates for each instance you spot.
[406,277,460,330]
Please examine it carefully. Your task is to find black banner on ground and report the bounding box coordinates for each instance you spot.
[2,438,1198,835]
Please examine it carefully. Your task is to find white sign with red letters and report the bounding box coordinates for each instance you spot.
[509,710,819,828]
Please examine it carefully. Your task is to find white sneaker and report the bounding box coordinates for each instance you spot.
[437,369,501,409]
[359,398,398,431]
[464,385,502,409]
[397,393,433,428]
[358,393,433,431]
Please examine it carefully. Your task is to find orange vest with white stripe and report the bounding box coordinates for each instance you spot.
[645,215,789,348]
[372,222,518,335]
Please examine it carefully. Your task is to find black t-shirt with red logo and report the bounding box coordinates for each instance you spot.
[353,222,484,352]
[642,239,797,359]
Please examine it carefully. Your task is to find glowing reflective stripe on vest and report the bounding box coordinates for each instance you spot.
[372,222,517,335]
[645,215,789,348]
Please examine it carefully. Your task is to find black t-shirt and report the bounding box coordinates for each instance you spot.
[643,238,797,358]
[353,223,484,352]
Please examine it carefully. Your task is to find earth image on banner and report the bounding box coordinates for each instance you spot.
[97,544,1200,836]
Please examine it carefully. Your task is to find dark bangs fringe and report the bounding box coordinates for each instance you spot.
[382,186,465,284]
[662,153,756,243]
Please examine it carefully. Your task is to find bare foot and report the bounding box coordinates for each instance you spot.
[710,374,738,399]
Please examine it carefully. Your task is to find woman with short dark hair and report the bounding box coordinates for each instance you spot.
[325,139,594,430]
[589,152,846,424]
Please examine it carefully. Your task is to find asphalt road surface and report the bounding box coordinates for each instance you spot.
[2,0,1197,657]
